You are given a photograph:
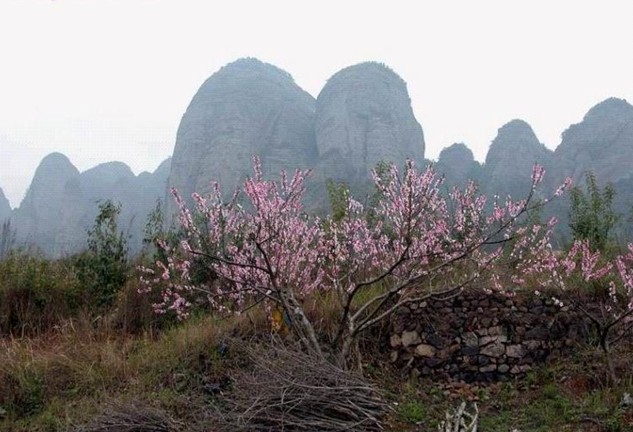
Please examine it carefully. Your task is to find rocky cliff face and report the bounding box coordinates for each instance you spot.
[314,62,425,191]
[13,153,85,255]
[613,173,633,240]
[554,98,633,184]
[80,162,136,203]
[168,58,317,214]
[9,58,633,254]
[12,154,170,256]
[483,120,553,199]
[0,188,10,222]
[109,158,171,253]
[78,159,171,253]
[435,143,482,189]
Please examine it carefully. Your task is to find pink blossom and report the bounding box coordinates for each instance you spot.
[531,164,546,185]
[141,156,575,346]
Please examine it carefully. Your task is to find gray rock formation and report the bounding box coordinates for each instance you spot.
[314,62,425,192]
[12,152,85,255]
[108,158,171,253]
[168,58,317,214]
[0,188,10,222]
[10,58,633,254]
[78,158,171,254]
[80,161,135,203]
[613,173,633,239]
[554,98,633,184]
[12,153,171,257]
[483,119,553,199]
[435,143,482,189]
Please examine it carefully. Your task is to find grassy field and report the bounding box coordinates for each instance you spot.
[2,309,633,431]
[1,252,632,431]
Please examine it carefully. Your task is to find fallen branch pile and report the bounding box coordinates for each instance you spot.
[216,343,391,431]
[73,400,184,432]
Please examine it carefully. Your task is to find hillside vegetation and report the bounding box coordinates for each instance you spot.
[2,163,633,431]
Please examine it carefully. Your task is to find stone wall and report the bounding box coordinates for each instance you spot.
[389,291,594,382]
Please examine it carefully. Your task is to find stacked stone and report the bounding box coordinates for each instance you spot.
[389,292,590,382]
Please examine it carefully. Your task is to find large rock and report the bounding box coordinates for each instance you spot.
[12,153,171,257]
[12,152,85,255]
[554,98,633,184]
[108,158,171,253]
[611,173,633,240]
[168,58,317,214]
[0,188,10,222]
[314,62,425,194]
[79,159,171,254]
[483,119,553,199]
[80,161,135,203]
[435,143,482,189]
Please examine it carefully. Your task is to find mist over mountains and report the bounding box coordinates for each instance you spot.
[2,58,633,256]
[0,188,10,223]
[7,154,171,256]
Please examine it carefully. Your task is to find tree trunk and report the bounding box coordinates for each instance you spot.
[278,287,324,359]
[599,328,618,384]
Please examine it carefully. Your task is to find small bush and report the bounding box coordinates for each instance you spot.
[0,368,45,417]
[74,200,129,309]
[397,400,427,424]
[569,171,619,252]
[0,252,83,336]
[110,276,175,334]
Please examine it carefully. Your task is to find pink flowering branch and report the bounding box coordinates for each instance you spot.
[518,239,633,382]
[329,161,567,360]
[142,157,570,366]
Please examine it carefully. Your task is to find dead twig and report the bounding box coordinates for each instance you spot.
[215,342,391,431]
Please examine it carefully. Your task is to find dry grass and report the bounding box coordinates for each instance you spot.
[4,313,633,432]
[0,310,264,431]
[0,284,388,431]
[0,253,84,336]
[4,261,633,432]
[1,319,132,417]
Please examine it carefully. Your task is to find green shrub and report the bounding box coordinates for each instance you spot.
[569,171,619,252]
[74,200,129,309]
[325,178,350,222]
[0,252,83,336]
[397,400,427,424]
[0,368,45,418]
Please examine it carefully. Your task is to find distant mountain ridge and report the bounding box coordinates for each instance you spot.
[469,98,633,201]
[167,58,317,215]
[435,143,481,190]
[554,97,633,185]
[0,188,10,222]
[481,119,554,199]
[10,154,170,256]
[6,58,633,256]
[313,62,425,190]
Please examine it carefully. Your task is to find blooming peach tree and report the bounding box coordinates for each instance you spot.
[518,239,633,381]
[141,157,570,365]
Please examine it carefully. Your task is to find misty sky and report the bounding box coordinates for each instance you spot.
[1,0,632,208]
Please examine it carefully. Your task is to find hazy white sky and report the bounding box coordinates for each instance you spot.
[1,0,632,208]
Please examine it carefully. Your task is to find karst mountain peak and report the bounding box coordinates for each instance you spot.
[7,59,633,255]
